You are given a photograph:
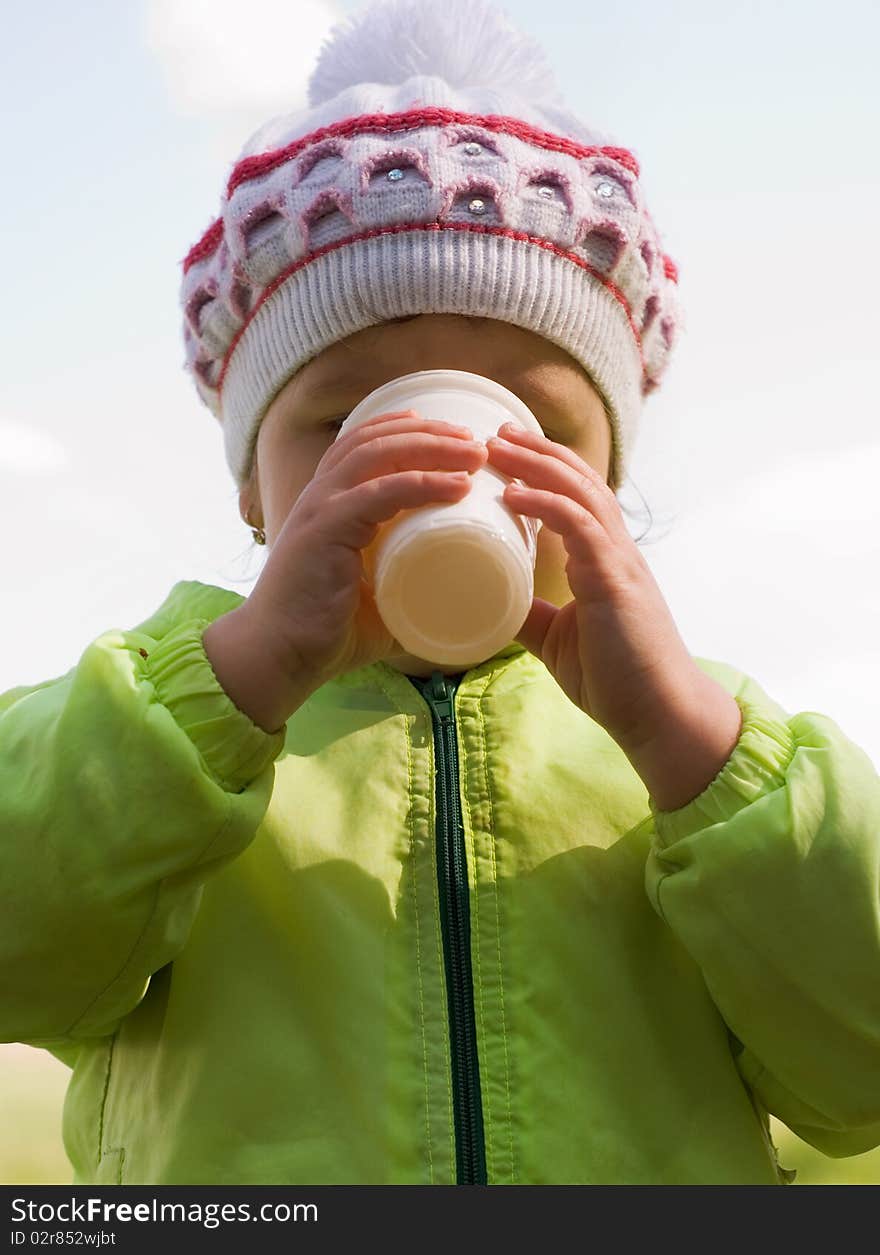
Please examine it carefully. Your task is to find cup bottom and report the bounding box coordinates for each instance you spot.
[374,526,532,667]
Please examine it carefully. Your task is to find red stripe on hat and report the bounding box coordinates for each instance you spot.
[228,108,639,196]
[214,220,647,392]
[182,218,224,273]
[182,108,640,273]
[662,254,678,283]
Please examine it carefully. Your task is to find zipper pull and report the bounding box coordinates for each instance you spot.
[429,670,454,722]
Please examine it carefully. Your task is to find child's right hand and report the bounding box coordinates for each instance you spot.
[241,409,488,693]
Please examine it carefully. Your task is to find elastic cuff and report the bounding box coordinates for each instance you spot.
[649,695,796,847]
[145,619,286,793]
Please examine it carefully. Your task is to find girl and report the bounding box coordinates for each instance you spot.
[2,0,878,1185]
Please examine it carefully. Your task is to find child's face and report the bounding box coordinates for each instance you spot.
[241,313,613,676]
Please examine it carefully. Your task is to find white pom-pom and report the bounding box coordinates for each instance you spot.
[307,0,564,108]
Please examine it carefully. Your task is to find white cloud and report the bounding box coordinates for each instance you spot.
[143,0,344,117]
[0,420,69,475]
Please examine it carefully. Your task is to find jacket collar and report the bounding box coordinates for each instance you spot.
[365,638,530,696]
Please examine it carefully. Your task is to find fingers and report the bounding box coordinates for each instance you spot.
[329,467,477,550]
[485,423,627,542]
[318,410,477,477]
[252,410,486,687]
[337,428,487,491]
[304,409,488,552]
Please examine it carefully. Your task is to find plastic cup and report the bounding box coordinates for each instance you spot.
[336,369,544,668]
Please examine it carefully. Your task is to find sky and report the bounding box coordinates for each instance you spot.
[2,0,879,765]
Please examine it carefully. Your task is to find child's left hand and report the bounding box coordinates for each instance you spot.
[485,421,711,755]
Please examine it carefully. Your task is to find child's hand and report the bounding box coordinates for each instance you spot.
[485,422,710,754]
[243,411,488,691]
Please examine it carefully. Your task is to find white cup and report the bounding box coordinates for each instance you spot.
[336,369,544,668]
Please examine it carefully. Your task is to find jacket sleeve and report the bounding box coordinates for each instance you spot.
[642,662,880,1159]
[0,614,286,1049]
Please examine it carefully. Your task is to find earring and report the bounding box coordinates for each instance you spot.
[244,510,266,545]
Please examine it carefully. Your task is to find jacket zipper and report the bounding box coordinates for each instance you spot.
[409,669,488,1185]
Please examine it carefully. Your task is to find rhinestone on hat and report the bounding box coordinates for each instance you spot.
[468,198,487,215]
[537,185,556,199]
[463,142,482,156]
[386,168,405,182]
[596,181,616,198]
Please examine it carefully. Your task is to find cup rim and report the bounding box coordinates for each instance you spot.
[339,368,544,440]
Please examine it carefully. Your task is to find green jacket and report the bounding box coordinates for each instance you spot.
[3,580,879,1185]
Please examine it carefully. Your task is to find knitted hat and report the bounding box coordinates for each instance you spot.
[179,0,682,494]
